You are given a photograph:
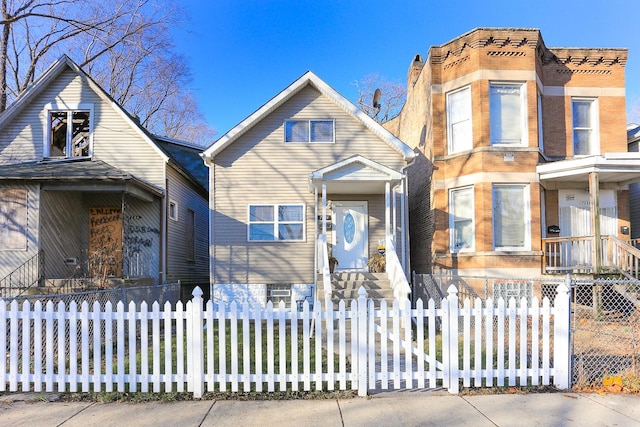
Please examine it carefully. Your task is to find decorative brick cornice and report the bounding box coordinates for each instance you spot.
[431,29,539,65]
[443,55,470,70]
[429,28,627,70]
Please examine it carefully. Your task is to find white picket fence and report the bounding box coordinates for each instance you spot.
[0,283,571,397]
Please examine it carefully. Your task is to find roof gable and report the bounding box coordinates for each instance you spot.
[203,71,415,161]
[0,55,169,163]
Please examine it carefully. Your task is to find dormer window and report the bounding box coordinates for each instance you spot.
[284,119,334,143]
[44,104,93,158]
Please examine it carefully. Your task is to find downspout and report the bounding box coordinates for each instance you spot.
[309,178,319,295]
[161,179,168,284]
[400,156,416,276]
[203,153,215,300]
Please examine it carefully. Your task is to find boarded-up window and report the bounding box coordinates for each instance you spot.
[0,189,27,250]
[88,207,123,277]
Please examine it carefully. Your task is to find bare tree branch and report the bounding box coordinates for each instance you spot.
[352,73,406,123]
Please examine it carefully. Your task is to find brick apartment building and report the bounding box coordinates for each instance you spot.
[384,28,640,283]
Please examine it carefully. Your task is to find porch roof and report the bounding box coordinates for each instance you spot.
[309,155,404,194]
[0,159,164,201]
[537,153,640,187]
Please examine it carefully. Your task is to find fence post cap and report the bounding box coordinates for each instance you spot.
[192,286,203,298]
[358,286,367,297]
[447,284,458,295]
[556,282,570,294]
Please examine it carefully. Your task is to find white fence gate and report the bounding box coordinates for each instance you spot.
[1,284,571,396]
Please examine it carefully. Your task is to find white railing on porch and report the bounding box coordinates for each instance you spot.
[317,233,332,300]
[0,284,571,397]
[543,235,640,279]
[385,237,411,301]
[603,235,640,279]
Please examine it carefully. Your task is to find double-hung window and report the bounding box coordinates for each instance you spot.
[572,98,598,156]
[492,184,530,251]
[490,83,527,146]
[46,105,93,158]
[446,86,472,154]
[450,186,474,252]
[248,204,304,241]
[285,120,334,143]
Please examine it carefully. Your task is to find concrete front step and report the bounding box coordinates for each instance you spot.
[317,271,396,309]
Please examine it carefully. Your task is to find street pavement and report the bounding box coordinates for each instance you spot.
[1,389,639,426]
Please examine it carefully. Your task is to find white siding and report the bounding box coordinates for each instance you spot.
[0,68,166,188]
[211,85,407,285]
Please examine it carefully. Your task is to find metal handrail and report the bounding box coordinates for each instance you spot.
[0,250,44,298]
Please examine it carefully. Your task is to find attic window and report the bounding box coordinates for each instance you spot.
[285,120,334,143]
[47,109,92,157]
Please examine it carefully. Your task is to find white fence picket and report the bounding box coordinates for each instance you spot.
[57,301,66,392]
[21,300,30,392]
[116,302,125,392]
[254,304,263,392]
[93,301,101,392]
[473,298,482,387]
[105,302,114,393]
[34,301,43,392]
[127,300,137,392]
[338,300,346,391]
[69,301,78,392]
[519,298,528,386]
[81,301,90,392]
[485,299,494,387]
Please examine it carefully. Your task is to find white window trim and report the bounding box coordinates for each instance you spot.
[492,184,531,251]
[43,103,94,158]
[489,82,528,147]
[169,200,178,221]
[449,186,475,253]
[446,85,473,154]
[537,92,544,153]
[571,97,599,157]
[284,119,335,143]
[247,203,306,242]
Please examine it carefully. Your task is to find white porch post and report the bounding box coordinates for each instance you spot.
[589,172,601,272]
[385,181,390,248]
[322,181,327,236]
[392,184,397,245]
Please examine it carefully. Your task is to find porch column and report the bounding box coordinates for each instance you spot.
[322,181,327,236]
[589,172,601,272]
[385,181,391,244]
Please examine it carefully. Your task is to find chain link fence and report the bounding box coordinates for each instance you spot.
[413,273,640,389]
[571,277,640,388]
[3,282,182,382]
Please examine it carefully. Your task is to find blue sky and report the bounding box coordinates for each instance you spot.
[172,0,639,137]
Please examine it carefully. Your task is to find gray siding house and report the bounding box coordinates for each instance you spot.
[0,56,208,296]
[202,71,415,307]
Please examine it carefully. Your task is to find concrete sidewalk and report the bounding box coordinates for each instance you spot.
[1,390,639,426]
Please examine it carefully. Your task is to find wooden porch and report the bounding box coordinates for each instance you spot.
[542,235,640,279]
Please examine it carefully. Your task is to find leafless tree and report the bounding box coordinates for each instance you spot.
[353,72,406,123]
[0,0,214,140]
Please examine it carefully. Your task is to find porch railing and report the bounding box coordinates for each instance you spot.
[603,235,640,280]
[317,233,332,301]
[0,250,44,299]
[543,235,640,279]
[542,236,594,274]
[385,237,411,301]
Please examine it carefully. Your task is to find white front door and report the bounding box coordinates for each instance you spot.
[333,201,368,270]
